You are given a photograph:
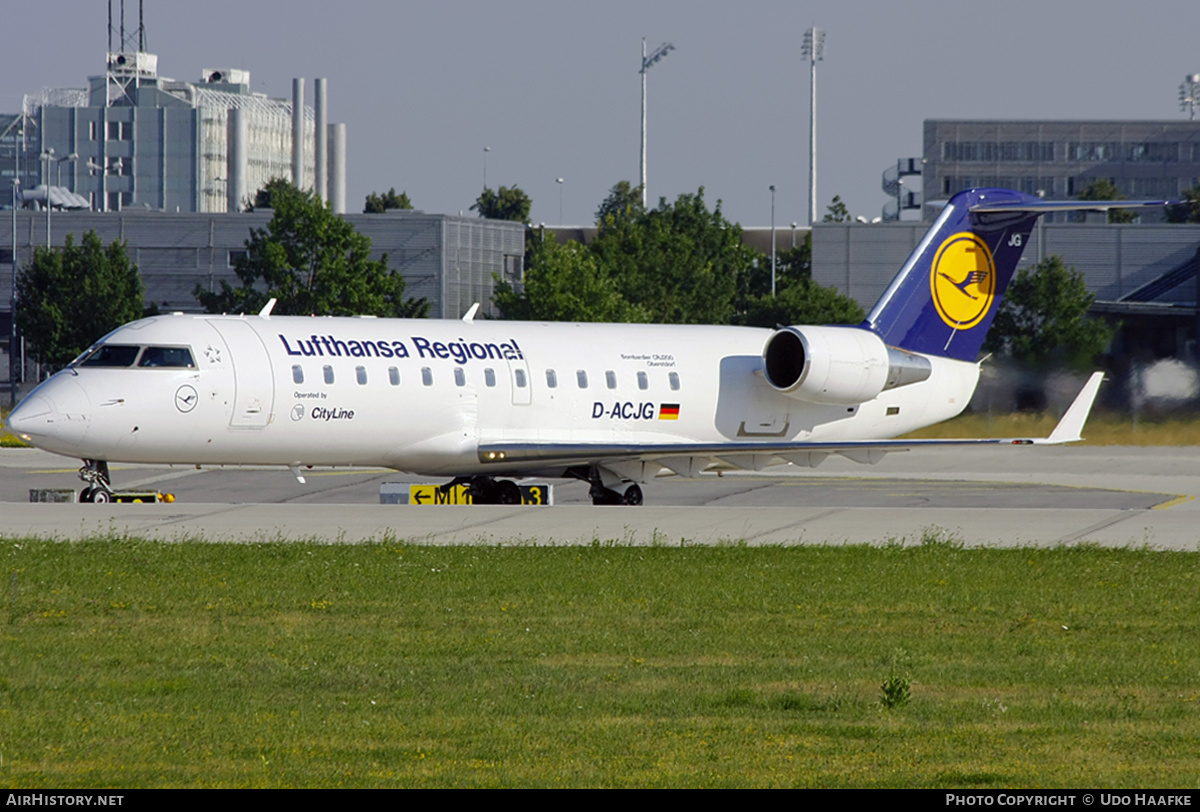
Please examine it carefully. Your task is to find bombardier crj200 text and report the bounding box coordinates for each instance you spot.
[5,189,1167,505]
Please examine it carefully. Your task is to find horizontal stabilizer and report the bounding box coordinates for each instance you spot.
[969,199,1175,214]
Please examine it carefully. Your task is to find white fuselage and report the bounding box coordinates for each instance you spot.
[8,314,980,477]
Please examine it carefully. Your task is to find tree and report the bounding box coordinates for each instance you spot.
[494,238,648,323]
[16,231,144,370]
[595,180,645,227]
[589,187,759,325]
[982,255,1113,369]
[1166,185,1200,223]
[472,185,532,223]
[735,233,865,327]
[492,184,854,327]
[246,177,293,212]
[195,181,428,318]
[364,188,414,214]
[822,195,851,223]
[1078,178,1136,224]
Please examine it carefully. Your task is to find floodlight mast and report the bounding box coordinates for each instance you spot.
[9,178,18,408]
[640,38,674,209]
[802,26,824,226]
[1180,74,1200,121]
[769,185,777,297]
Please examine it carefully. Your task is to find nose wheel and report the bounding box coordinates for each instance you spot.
[78,459,113,503]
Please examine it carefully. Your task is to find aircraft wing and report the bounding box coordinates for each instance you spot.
[477,372,1105,475]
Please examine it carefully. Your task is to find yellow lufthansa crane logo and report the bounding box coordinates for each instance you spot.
[930,232,995,330]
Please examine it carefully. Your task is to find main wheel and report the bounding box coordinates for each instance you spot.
[621,484,644,506]
[498,480,522,505]
[591,488,620,506]
[80,488,94,503]
[90,489,112,504]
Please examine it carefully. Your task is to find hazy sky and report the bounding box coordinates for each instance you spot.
[4,1,1198,227]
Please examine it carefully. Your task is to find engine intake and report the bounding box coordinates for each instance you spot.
[762,326,931,405]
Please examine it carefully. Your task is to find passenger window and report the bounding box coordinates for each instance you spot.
[454,367,466,387]
[323,365,334,384]
[389,367,400,386]
[292,365,304,384]
[605,370,617,390]
[546,369,557,388]
[576,370,588,389]
[356,366,367,385]
[637,371,648,390]
[514,369,527,388]
[485,368,496,387]
[669,372,680,391]
[422,367,433,386]
[138,346,195,368]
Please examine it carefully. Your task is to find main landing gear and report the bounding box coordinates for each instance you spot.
[567,466,644,506]
[590,481,643,506]
[78,459,113,503]
[441,475,524,505]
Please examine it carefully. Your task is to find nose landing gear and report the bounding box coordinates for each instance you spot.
[78,459,113,503]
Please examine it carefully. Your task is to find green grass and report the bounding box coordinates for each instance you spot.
[2,535,1199,787]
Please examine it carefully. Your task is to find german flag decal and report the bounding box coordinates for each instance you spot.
[659,403,680,420]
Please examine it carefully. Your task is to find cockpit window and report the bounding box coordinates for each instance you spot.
[79,345,141,367]
[138,346,196,368]
[76,344,196,369]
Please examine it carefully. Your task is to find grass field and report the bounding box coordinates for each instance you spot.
[2,535,1199,788]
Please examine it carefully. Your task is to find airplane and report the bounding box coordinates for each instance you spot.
[4,188,1169,506]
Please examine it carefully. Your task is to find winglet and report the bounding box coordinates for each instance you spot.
[1041,372,1105,444]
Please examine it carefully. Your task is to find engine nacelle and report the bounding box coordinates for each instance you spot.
[762,325,932,406]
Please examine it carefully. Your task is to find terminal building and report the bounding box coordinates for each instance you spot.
[0,50,344,215]
[0,209,526,392]
[0,209,524,319]
[921,119,1200,221]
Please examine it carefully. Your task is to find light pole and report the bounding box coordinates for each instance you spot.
[55,153,78,190]
[9,179,18,407]
[769,185,777,297]
[483,146,490,189]
[802,26,825,226]
[640,38,674,208]
[40,149,54,247]
[1181,75,1200,121]
[556,177,564,224]
[791,222,798,249]
[87,159,110,211]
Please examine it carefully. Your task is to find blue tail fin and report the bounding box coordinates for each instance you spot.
[863,188,1041,363]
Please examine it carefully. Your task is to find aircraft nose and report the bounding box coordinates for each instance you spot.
[6,377,91,450]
